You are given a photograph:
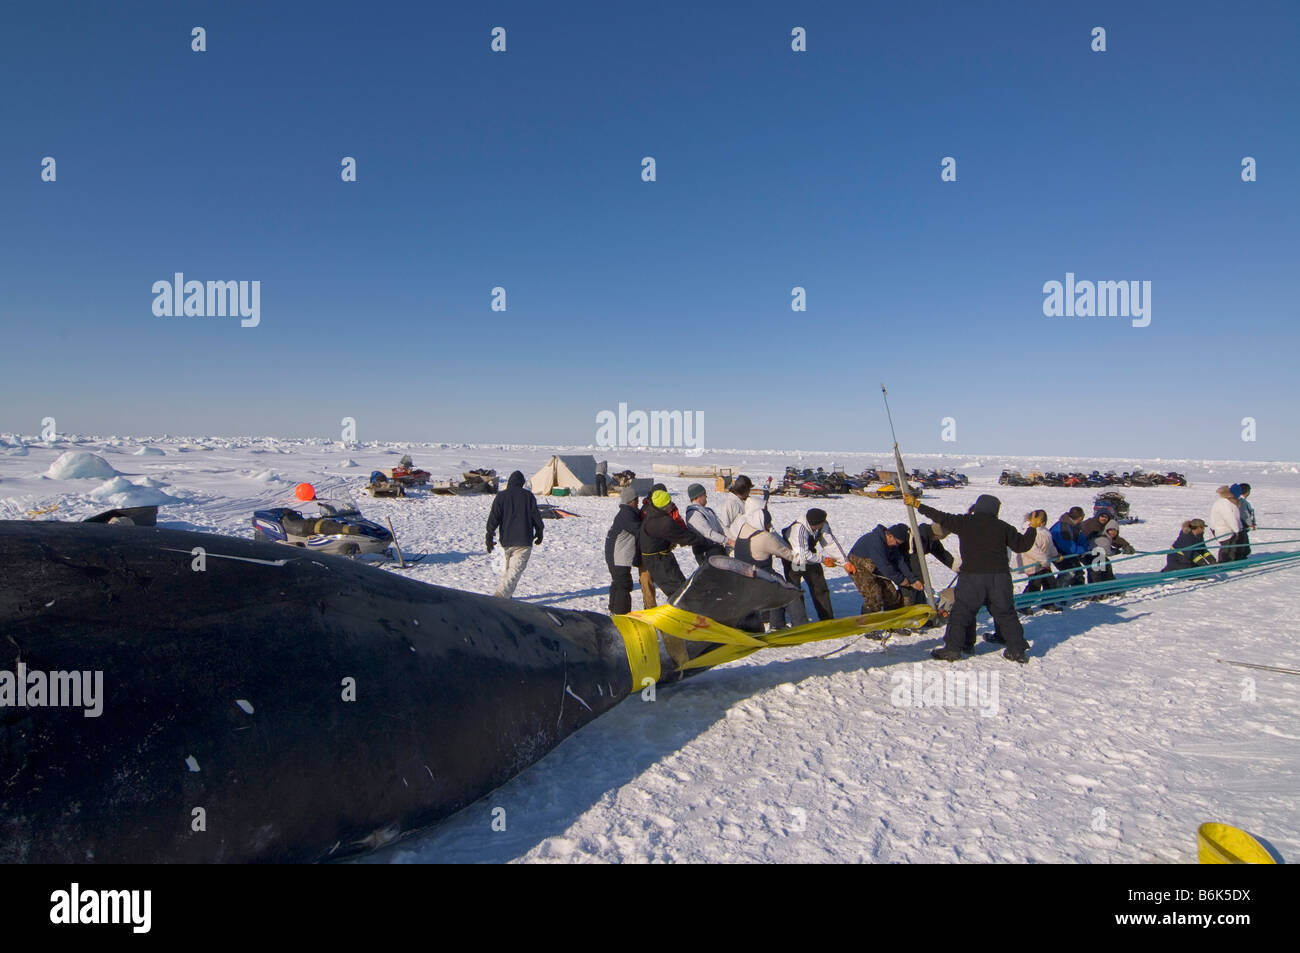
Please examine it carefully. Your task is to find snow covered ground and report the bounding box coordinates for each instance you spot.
[3,433,1298,863]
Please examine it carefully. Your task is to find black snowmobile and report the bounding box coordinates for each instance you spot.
[252,494,394,556]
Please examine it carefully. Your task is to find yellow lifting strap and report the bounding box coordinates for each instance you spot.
[611,603,935,684]
[611,614,662,688]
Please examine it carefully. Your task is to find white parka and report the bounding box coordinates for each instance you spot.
[713,492,746,541]
[1012,526,1060,575]
[1209,494,1243,539]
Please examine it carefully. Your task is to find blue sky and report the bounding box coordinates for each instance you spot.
[2,1,1296,458]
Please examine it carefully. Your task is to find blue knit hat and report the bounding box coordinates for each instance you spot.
[1229,483,1244,497]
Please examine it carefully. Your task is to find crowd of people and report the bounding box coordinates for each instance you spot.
[481,469,1261,665]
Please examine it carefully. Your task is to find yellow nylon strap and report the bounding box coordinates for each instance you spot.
[681,604,934,669]
[612,603,935,681]
[611,614,661,688]
[627,605,770,648]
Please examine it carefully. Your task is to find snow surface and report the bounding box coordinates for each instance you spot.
[3,434,1298,864]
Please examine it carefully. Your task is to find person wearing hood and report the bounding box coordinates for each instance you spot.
[486,470,545,599]
[1078,509,1114,541]
[848,523,924,611]
[780,507,847,622]
[712,475,752,543]
[906,493,1037,663]
[1078,510,1119,584]
[684,483,731,568]
[1086,521,1135,584]
[1049,507,1090,587]
[1209,485,1244,563]
[1163,518,1215,572]
[732,497,803,628]
[639,488,707,600]
[605,486,645,614]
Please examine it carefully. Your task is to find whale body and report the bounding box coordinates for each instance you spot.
[0,521,795,862]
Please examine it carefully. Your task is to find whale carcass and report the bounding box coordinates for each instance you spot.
[0,520,798,862]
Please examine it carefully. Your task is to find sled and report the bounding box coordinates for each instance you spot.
[1196,822,1275,864]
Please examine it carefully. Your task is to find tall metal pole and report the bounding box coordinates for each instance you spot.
[881,384,936,611]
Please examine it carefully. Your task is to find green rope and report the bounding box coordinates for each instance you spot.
[1007,531,1300,582]
[1010,549,1300,609]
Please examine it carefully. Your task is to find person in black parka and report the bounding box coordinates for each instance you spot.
[1163,518,1215,572]
[486,470,545,598]
[638,488,707,600]
[909,492,1037,663]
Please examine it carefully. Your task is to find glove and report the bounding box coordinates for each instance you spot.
[823,557,838,568]
[1119,543,1135,555]
[534,533,543,546]
[843,560,858,575]
[792,555,807,572]
[902,494,920,508]
[486,537,495,554]
[938,587,956,612]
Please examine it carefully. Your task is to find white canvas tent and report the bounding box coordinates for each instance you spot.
[529,454,600,496]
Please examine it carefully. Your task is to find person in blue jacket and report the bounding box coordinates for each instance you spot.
[848,523,925,609]
[1049,506,1090,587]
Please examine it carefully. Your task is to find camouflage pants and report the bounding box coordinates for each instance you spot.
[849,555,904,613]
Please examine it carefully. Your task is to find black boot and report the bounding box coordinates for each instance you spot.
[1003,647,1029,664]
[931,646,963,662]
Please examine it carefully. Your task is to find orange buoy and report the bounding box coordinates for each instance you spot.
[294,482,316,502]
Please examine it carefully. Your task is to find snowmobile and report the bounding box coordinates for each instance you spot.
[909,469,937,489]
[781,467,830,496]
[365,454,434,497]
[827,471,867,492]
[252,492,394,556]
[999,470,1034,487]
[863,482,920,500]
[1093,491,1137,523]
[391,456,431,486]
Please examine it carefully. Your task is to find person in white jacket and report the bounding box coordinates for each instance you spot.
[1011,510,1062,613]
[1209,485,1244,562]
[712,475,752,545]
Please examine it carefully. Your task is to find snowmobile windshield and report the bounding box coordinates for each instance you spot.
[314,491,362,517]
